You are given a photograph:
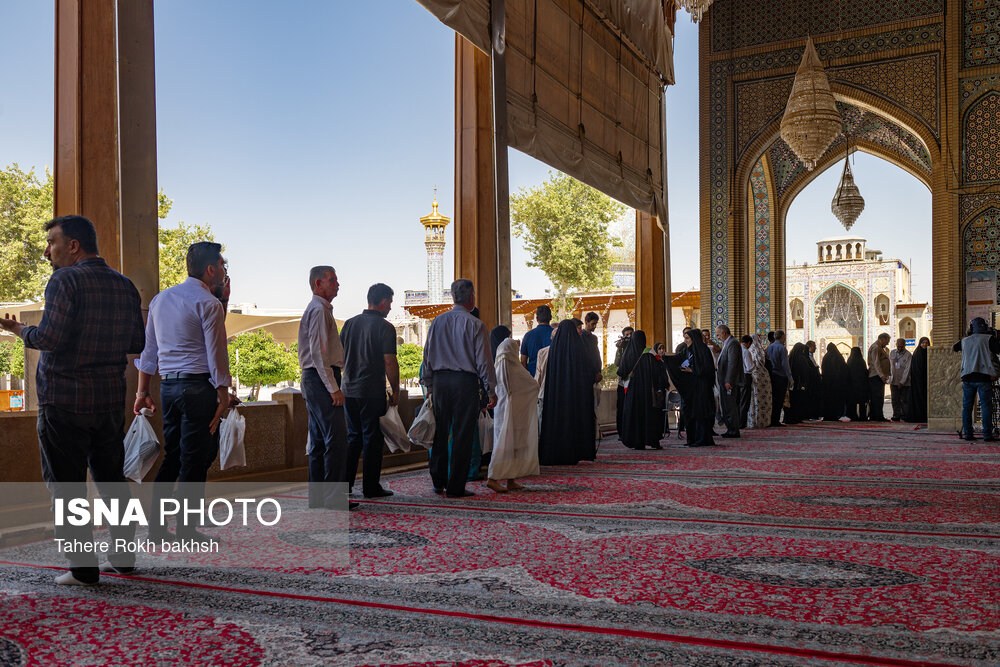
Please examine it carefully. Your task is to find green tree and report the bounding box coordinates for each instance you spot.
[397,343,423,382]
[158,220,218,291]
[510,171,626,319]
[0,165,53,301]
[228,329,299,401]
[0,167,213,298]
[0,336,24,378]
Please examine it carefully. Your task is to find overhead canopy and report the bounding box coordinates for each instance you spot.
[416,0,674,217]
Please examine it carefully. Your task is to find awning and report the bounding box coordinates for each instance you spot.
[416,0,674,216]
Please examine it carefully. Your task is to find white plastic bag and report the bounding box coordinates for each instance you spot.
[478,411,494,454]
[218,408,246,470]
[123,408,160,483]
[407,395,435,447]
[380,404,411,453]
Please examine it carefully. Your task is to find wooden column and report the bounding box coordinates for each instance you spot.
[117,0,159,307]
[55,0,159,306]
[55,0,120,268]
[635,210,668,344]
[455,33,512,332]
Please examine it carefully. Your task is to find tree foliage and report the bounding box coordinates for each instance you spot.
[0,165,53,301]
[228,329,299,400]
[0,336,24,378]
[397,343,423,381]
[510,171,626,319]
[0,165,215,299]
[157,189,218,290]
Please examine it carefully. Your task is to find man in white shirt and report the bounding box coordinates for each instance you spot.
[889,338,913,422]
[297,266,354,510]
[135,242,232,543]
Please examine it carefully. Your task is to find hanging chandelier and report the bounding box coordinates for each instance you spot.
[677,0,713,22]
[779,37,842,171]
[831,140,865,231]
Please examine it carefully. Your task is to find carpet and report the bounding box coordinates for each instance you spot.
[1,423,998,665]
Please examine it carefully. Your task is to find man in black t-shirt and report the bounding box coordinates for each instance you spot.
[341,283,400,497]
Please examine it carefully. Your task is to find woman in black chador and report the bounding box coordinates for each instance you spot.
[665,329,716,446]
[820,343,847,421]
[538,320,596,465]
[787,343,811,424]
[620,330,667,450]
[845,346,870,421]
[616,329,644,437]
[908,337,930,422]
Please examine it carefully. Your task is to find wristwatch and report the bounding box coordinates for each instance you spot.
[135,391,150,398]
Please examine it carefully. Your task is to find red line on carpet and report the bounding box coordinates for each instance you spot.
[342,499,1000,540]
[556,472,1000,488]
[0,560,954,667]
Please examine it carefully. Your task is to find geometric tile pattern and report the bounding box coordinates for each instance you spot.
[961,75,1000,110]
[962,193,1000,224]
[709,60,732,329]
[963,0,1000,67]
[829,55,940,138]
[711,0,943,52]
[733,55,941,160]
[749,158,772,334]
[963,92,1000,183]
[963,207,1000,303]
[729,25,944,78]
[735,77,793,157]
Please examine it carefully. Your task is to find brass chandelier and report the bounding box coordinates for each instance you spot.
[831,139,865,231]
[677,0,713,22]
[779,37,842,171]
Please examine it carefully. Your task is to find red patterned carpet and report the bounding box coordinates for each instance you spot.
[1,423,999,665]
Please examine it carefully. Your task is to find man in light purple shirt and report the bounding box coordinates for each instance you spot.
[135,242,232,543]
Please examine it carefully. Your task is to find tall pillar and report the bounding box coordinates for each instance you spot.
[454,34,511,332]
[635,210,668,344]
[55,0,158,306]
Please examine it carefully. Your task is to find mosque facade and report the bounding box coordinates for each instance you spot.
[785,236,932,358]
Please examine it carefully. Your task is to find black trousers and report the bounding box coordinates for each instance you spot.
[868,377,887,420]
[846,400,868,421]
[301,367,348,508]
[38,405,136,581]
[345,395,388,496]
[430,371,479,495]
[153,377,220,533]
[890,384,910,421]
[770,374,788,425]
[739,373,752,428]
[718,379,741,433]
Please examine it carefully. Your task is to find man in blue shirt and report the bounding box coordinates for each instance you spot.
[519,305,553,377]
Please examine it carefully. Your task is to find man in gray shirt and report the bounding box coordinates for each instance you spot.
[767,330,793,426]
[420,279,497,497]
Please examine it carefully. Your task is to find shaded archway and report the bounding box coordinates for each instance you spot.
[734,92,939,336]
[812,283,866,353]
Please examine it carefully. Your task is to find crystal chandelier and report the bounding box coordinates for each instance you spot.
[779,37,842,171]
[677,0,713,22]
[831,140,865,231]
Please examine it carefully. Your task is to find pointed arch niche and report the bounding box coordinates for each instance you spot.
[735,95,937,335]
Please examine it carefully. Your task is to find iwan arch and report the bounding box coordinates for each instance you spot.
[698,0,1000,347]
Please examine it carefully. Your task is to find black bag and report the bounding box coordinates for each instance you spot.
[652,387,666,410]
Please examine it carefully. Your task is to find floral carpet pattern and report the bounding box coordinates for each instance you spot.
[1,423,999,665]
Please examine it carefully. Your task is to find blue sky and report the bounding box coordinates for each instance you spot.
[0,1,931,317]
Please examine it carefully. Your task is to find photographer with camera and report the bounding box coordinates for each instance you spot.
[953,317,1000,441]
[613,327,634,367]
